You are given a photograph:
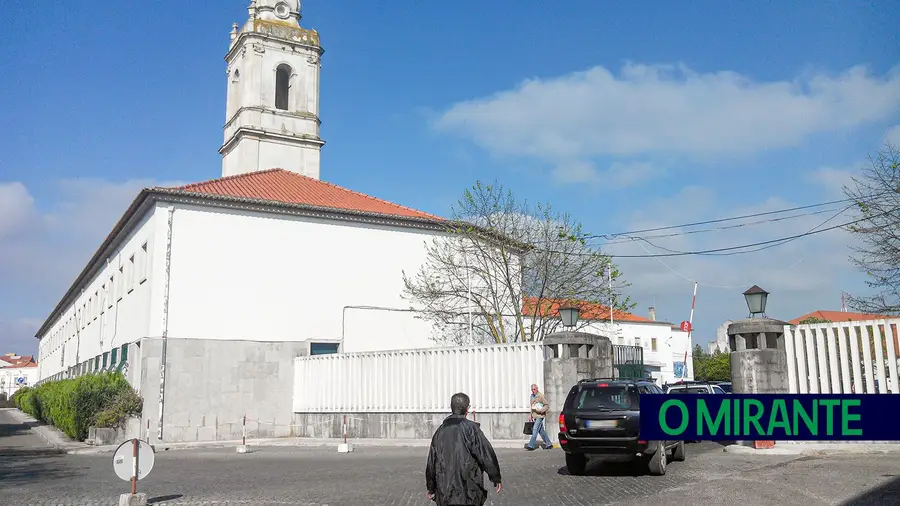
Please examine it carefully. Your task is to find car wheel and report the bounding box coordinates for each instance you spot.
[565,453,587,476]
[672,441,686,462]
[647,442,667,476]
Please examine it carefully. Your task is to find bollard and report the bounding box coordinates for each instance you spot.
[236,414,250,454]
[337,414,353,453]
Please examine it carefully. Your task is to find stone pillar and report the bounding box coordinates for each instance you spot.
[542,332,613,440]
[727,318,791,449]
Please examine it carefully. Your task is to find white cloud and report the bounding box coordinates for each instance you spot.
[604,185,868,340]
[808,165,860,197]
[434,63,900,177]
[0,177,182,352]
[885,124,900,146]
[552,161,660,187]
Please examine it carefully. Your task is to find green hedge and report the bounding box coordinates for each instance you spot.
[14,372,143,441]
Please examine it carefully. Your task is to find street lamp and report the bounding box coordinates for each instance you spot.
[558,305,581,328]
[743,285,769,318]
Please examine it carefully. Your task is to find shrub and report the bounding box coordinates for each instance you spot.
[93,388,143,429]
[12,386,32,411]
[15,372,143,441]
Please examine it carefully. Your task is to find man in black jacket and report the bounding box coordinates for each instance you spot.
[426,392,503,506]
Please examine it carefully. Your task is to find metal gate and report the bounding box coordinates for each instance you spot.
[612,345,645,379]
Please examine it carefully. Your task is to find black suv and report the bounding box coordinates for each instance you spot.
[557,378,685,476]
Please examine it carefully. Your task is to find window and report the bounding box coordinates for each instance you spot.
[101,284,106,314]
[634,337,641,347]
[109,276,115,307]
[110,348,118,367]
[275,64,291,110]
[117,266,124,299]
[120,344,128,363]
[127,255,135,293]
[94,291,99,319]
[573,385,640,411]
[310,342,340,355]
[712,386,727,394]
[139,242,148,283]
[102,352,108,368]
[651,338,657,352]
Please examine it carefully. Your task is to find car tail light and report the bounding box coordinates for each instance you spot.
[559,413,567,432]
[597,383,608,387]
[638,440,646,444]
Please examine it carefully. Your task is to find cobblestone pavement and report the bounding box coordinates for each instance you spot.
[2,410,899,506]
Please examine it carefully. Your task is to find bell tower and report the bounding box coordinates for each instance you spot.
[221,0,325,179]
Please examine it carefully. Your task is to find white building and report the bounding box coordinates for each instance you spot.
[31,1,477,443]
[0,353,39,400]
[523,299,694,385]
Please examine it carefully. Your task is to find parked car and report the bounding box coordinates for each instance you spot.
[712,381,732,393]
[664,380,728,395]
[557,377,686,476]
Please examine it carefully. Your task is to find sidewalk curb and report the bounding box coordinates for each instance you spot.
[3,408,564,456]
[68,438,560,455]
[722,443,900,456]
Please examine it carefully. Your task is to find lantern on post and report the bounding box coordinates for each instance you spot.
[743,285,769,318]
[558,305,581,329]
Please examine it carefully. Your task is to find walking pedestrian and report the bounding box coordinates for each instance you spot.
[525,383,552,450]
[426,392,502,506]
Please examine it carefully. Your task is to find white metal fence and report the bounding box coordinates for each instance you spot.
[784,319,900,394]
[293,342,544,413]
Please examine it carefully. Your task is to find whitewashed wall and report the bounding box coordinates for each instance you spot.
[293,342,544,413]
[164,204,453,346]
[784,319,900,394]
[36,206,161,382]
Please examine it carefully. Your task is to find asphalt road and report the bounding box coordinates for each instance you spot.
[2,409,899,506]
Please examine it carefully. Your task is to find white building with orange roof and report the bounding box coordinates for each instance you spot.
[0,353,39,400]
[32,1,507,442]
[522,298,694,385]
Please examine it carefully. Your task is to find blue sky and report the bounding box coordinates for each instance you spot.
[2,1,899,355]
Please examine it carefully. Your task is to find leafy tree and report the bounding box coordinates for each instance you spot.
[842,144,900,315]
[691,344,731,382]
[402,180,634,345]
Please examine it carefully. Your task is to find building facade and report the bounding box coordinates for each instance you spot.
[0,353,39,400]
[522,299,694,385]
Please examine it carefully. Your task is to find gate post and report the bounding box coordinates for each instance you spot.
[727,317,791,449]
[542,332,613,442]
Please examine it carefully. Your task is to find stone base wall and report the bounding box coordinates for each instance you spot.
[292,412,533,441]
[136,337,309,444]
[87,417,143,446]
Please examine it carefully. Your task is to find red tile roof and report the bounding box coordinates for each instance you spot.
[522,297,657,324]
[0,353,36,368]
[168,169,443,221]
[788,310,896,325]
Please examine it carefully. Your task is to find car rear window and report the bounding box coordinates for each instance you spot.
[573,385,639,410]
[669,387,709,394]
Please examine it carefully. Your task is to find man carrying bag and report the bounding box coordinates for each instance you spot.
[524,383,553,450]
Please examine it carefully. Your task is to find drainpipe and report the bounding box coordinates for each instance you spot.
[157,205,175,441]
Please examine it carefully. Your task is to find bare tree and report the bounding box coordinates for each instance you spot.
[402,181,634,346]
[843,144,900,314]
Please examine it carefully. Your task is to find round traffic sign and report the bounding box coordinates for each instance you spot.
[112,439,155,482]
[680,321,692,333]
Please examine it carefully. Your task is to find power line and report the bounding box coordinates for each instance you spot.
[529,197,860,246]
[599,206,844,245]
[602,210,880,258]
[589,197,859,240]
